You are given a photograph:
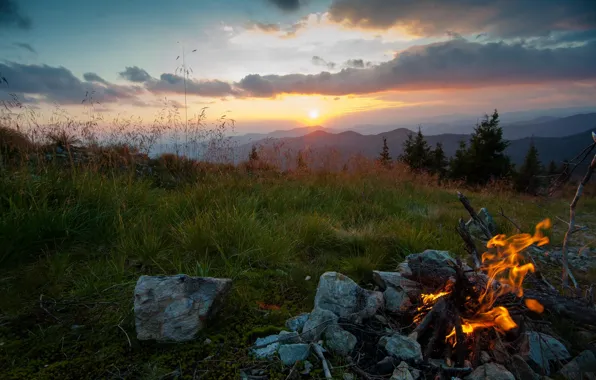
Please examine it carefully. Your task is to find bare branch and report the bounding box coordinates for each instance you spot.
[457,191,492,240]
[561,152,596,289]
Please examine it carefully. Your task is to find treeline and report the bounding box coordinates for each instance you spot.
[378,110,564,194]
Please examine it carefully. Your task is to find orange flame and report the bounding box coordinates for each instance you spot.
[418,219,551,346]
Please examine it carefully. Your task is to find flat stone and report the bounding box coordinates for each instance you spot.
[278,343,310,366]
[314,272,384,322]
[465,363,515,380]
[405,250,457,286]
[520,331,571,376]
[251,334,280,359]
[506,354,539,380]
[379,333,422,363]
[373,271,422,299]
[391,361,414,380]
[133,275,232,342]
[301,307,338,342]
[279,330,301,344]
[324,324,357,356]
[558,350,596,380]
[384,287,413,313]
[285,313,309,333]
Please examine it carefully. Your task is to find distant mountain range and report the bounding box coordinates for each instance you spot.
[237,113,596,169]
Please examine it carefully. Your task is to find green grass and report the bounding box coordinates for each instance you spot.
[0,165,589,379]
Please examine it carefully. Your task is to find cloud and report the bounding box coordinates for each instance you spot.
[0,0,31,30]
[0,62,144,104]
[13,42,36,53]
[312,56,336,70]
[267,0,301,12]
[83,72,108,85]
[235,39,596,97]
[119,66,153,83]
[245,20,306,38]
[119,67,238,98]
[344,59,366,68]
[249,22,281,32]
[327,0,596,38]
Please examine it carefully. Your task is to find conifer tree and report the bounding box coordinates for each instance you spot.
[449,110,512,185]
[400,127,432,171]
[249,145,259,162]
[547,160,558,176]
[429,142,448,177]
[515,142,542,194]
[378,136,392,168]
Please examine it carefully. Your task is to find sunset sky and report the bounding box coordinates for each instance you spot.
[1,0,596,132]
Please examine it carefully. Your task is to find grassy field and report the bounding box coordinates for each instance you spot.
[1,160,595,379]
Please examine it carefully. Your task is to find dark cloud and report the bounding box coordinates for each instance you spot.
[13,42,36,53]
[119,67,237,98]
[83,72,108,85]
[328,0,596,38]
[235,39,596,97]
[0,0,31,30]
[267,0,301,12]
[344,59,365,68]
[0,62,143,104]
[119,66,153,83]
[312,56,336,70]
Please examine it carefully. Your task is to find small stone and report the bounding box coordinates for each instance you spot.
[314,272,384,323]
[558,350,596,380]
[409,366,421,380]
[301,308,338,342]
[372,271,422,298]
[480,351,491,364]
[391,361,414,380]
[379,333,423,363]
[203,338,212,344]
[506,354,539,380]
[464,360,472,368]
[301,360,313,375]
[374,314,389,325]
[251,334,280,359]
[375,356,398,375]
[305,276,311,281]
[343,374,355,380]
[278,343,310,366]
[521,331,571,375]
[384,287,413,313]
[397,262,413,277]
[324,325,357,356]
[405,250,457,286]
[465,363,515,380]
[279,330,301,344]
[285,313,310,333]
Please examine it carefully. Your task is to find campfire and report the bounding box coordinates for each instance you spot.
[409,219,553,368]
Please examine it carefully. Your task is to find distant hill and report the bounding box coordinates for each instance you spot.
[239,127,595,171]
[501,113,596,140]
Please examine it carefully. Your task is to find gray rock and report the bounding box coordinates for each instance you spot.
[279,330,301,344]
[480,351,491,364]
[285,313,309,333]
[521,331,571,375]
[384,287,413,313]
[343,374,355,380]
[558,350,596,380]
[379,333,423,363]
[506,355,539,380]
[409,365,421,380]
[251,334,280,359]
[466,208,497,238]
[302,307,338,342]
[373,271,422,299]
[397,262,413,277]
[465,363,515,380]
[314,272,384,322]
[133,274,232,342]
[324,324,357,356]
[301,360,313,375]
[278,343,310,366]
[391,361,414,380]
[405,250,457,286]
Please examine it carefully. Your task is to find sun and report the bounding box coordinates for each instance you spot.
[308,109,319,120]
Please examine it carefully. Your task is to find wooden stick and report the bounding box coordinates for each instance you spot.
[457,191,493,240]
[454,310,466,368]
[456,218,481,269]
[561,152,596,289]
[312,343,332,380]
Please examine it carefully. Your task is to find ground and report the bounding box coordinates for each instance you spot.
[0,166,595,379]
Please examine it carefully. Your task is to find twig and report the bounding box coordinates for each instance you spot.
[561,152,596,289]
[457,191,493,240]
[285,362,298,380]
[39,294,62,324]
[312,343,332,380]
[549,141,596,196]
[117,319,132,348]
[498,207,522,232]
[456,218,481,268]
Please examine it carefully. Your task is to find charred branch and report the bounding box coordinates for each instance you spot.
[457,191,493,240]
[524,288,596,327]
